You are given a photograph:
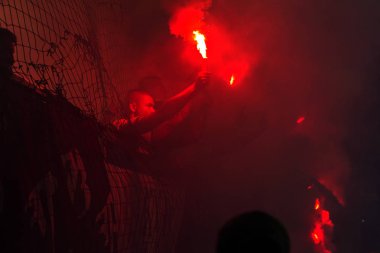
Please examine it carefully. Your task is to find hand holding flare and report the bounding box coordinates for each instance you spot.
[193,30,235,86]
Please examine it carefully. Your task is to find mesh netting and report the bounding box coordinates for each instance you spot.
[1,1,185,252]
[0,0,119,120]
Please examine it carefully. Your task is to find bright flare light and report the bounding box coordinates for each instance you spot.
[314,198,321,210]
[311,197,334,253]
[312,232,321,244]
[193,30,207,59]
[229,75,235,86]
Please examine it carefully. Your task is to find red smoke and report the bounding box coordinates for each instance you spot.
[169,2,210,40]
[311,197,334,253]
[168,1,253,86]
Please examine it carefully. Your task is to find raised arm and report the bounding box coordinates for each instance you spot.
[133,73,210,133]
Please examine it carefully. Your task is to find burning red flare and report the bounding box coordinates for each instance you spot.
[314,198,321,210]
[193,30,207,59]
[312,232,321,244]
[229,75,235,86]
[311,198,334,253]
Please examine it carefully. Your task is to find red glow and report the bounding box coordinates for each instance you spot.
[229,75,235,86]
[297,116,305,124]
[169,3,253,85]
[311,197,334,253]
[193,30,207,59]
[169,6,206,40]
[321,210,333,226]
[312,232,321,244]
[314,198,320,210]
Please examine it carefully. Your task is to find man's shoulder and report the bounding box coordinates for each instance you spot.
[10,74,53,99]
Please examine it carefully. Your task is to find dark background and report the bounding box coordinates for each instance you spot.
[91,0,380,252]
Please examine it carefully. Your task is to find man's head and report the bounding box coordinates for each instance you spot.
[216,211,290,253]
[138,75,167,104]
[127,89,155,119]
[0,28,16,72]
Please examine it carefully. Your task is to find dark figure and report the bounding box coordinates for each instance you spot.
[111,73,210,174]
[99,74,210,252]
[216,211,290,253]
[0,27,15,76]
[1,27,109,253]
[0,27,53,253]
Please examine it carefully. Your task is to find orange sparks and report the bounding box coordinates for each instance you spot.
[229,75,235,86]
[193,30,207,59]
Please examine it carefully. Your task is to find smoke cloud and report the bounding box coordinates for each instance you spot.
[90,0,380,252]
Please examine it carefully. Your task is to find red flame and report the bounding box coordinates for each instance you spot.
[312,232,321,244]
[314,198,320,210]
[193,30,207,59]
[229,75,235,86]
[311,198,334,253]
[169,5,252,85]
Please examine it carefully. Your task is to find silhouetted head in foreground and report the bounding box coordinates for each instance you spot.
[0,27,16,75]
[216,211,290,253]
